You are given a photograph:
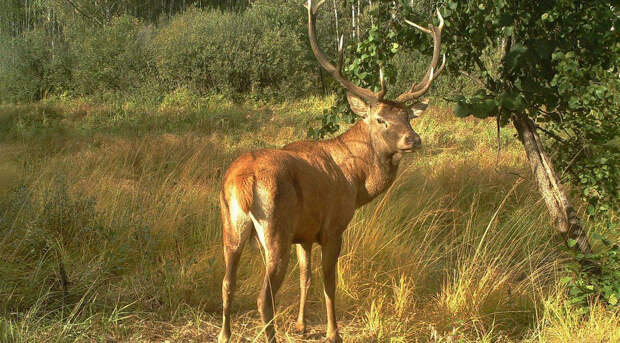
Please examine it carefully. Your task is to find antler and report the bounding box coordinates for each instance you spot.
[395,9,446,103]
[306,0,385,105]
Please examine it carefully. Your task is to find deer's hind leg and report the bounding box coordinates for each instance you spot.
[295,243,312,333]
[249,214,294,343]
[218,193,253,343]
[250,187,299,342]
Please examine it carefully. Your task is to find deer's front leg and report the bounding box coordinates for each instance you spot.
[296,243,312,333]
[321,238,342,343]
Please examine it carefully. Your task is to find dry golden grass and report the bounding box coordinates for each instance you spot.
[0,97,617,342]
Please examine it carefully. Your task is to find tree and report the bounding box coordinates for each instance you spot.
[441,0,618,254]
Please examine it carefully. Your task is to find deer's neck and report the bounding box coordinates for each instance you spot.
[326,121,402,207]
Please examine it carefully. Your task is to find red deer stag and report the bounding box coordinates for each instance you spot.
[218,1,445,342]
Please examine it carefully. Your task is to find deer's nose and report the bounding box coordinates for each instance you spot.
[406,135,422,147]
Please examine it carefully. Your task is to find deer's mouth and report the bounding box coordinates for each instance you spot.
[399,147,417,153]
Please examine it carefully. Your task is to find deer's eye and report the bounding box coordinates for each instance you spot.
[376,118,386,125]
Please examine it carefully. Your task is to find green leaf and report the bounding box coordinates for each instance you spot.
[500,91,525,111]
[568,96,580,109]
[454,101,473,118]
[471,98,500,118]
[567,239,578,248]
[504,44,528,73]
[560,276,572,285]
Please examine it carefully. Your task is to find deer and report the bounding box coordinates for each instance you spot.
[217,1,445,342]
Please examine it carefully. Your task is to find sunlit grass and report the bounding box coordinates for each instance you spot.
[0,96,617,342]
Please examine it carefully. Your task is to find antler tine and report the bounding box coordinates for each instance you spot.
[436,8,444,29]
[403,18,432,34]
[396,8,446,103]
[307,0,384,105]
[415,9,445,88]
[377,68,387,100]
[304,0,326,14]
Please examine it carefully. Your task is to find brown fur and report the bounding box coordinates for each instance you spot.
[226,171,255,214]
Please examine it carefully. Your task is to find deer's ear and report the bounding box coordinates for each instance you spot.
[346,92,369,117]
[408,99,429,118]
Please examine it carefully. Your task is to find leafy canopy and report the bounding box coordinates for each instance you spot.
[443,0,619,216]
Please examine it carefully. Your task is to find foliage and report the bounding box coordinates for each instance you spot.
[0,0,462,105]
[443,0,619,216]
[563,233,620,313]
[0,0,328,102]
[548,53,619,217]
[0,29,72,102]
[0,0,250,36]
[71,15,154,96]
[0,14,154,102]
[153,1,320,99]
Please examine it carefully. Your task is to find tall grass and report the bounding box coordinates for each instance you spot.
[0,97,617,342]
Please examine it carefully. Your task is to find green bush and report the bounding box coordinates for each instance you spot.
[153,1,323,99]
[0,30,72,102]
[563,233,620,313]
[70,15,154,95]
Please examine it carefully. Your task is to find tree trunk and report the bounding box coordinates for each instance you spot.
[351,3,355,42]
[332,0,339,50]
[511,112,592,254]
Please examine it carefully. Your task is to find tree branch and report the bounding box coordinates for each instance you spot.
[459,71,492,91]
[534,124,566,144]
[473,54,498,91]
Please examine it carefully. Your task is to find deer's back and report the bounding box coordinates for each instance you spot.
[222,144,356,243]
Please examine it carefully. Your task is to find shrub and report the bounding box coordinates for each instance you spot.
[563,234,620,313]
[153,1,325,99]
[0,30,72,102]
[70,15,154,95]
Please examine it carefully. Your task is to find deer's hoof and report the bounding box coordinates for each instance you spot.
[326,331,342,343]
[217,330,230,343]
[295,320,306,334]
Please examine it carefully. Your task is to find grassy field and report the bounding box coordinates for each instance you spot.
[0,96,617,342]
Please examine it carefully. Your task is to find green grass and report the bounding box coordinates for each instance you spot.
[0,96,617,342]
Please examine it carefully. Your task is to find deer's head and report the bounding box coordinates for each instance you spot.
[307,0,445,155]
